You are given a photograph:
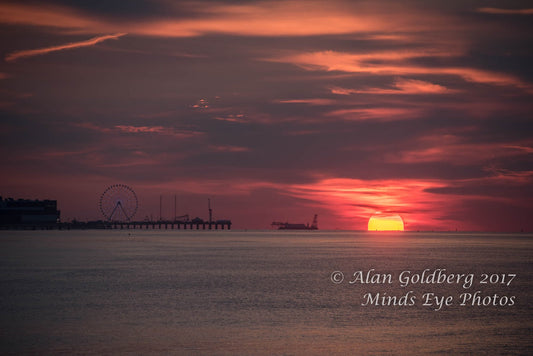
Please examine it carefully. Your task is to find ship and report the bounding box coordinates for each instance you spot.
[272,214,318,230]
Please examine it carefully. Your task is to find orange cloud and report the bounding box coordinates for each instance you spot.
[388,134,533,164]
[440,68,532,91]
[0,1,449,38]
[326,107,423,121]
[5,33,126,62]
[477,8,533,15]
[390,78,452,94]
[330,78,454,95]
[274,49,460,73]
[132,1,413,38]
[271,50,533,92]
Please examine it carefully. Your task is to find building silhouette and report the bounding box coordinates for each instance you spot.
[0,196,60,226]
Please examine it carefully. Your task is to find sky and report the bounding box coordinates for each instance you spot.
[1,0,532,231]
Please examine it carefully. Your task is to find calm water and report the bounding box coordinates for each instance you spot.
[0,230,532,355]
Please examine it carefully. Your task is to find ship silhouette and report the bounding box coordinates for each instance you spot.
[272,214,318,230]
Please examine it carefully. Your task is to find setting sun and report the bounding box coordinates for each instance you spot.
[368,212,405,231]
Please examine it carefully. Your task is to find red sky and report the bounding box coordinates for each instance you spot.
[1,0,532,231]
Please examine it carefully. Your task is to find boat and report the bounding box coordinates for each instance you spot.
[272,214,318,230]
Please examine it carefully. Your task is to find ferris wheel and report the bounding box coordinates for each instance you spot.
[99,184,138,222]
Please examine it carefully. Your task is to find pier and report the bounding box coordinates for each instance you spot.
[1,192,232,231]
[103,219,232,230]
[1,219,231,231]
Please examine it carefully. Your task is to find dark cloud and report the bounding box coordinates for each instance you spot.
[8,0,172,19]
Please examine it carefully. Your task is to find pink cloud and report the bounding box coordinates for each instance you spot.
[330,78,455,95]
[282,170,533,231]
[392,78,453,93]
[132,1,421,38]
[0,1,455,39]
[283,177,456,230]
[5,33,126,62]
[440,68,533,92]
[271,50,533,93]
[326,107,423,121]
[388,134,533,164]
[272,49,460,73]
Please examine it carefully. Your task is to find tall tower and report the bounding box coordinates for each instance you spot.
[311,214,318,229]
[208,198,213,224]
[159,195,162,221]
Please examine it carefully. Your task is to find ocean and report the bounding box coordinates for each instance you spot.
[0,230,531,355]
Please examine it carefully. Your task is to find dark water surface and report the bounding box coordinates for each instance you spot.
[1,230,532,355]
